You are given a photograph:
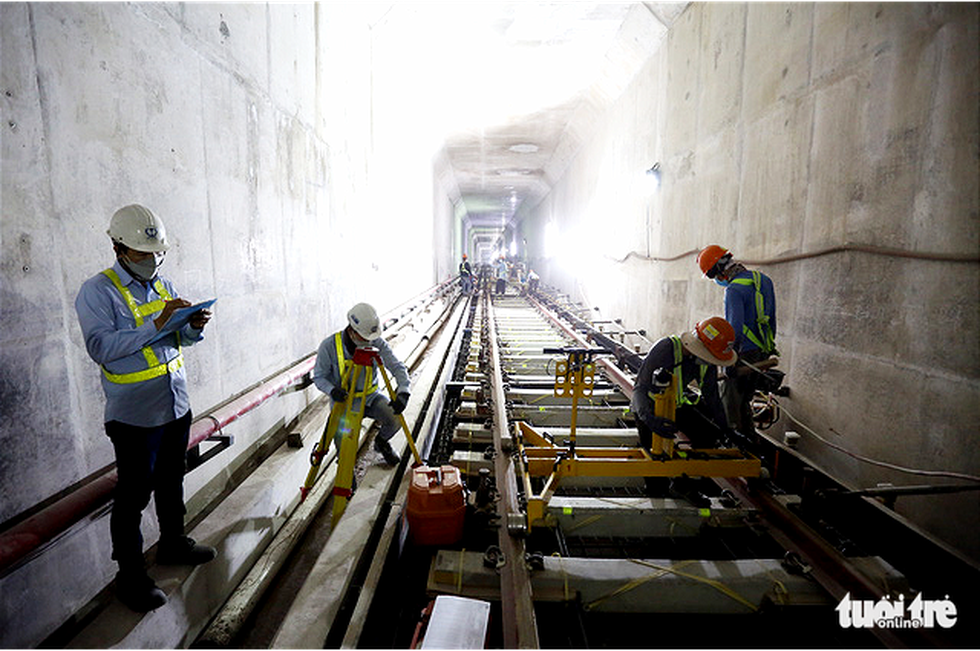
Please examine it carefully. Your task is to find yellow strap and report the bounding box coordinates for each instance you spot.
[563,514,603,534]
[552,552,570,601]
[100,268,182,384]
[584,558,759,612]
[669,336,705,407]
[731,272,775,353]
[584,559,697,611]
[456,548,466,594]
[101,353,184,384]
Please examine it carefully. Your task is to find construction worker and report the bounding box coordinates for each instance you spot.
[313,303,410,466]
[527,268,540,293]
[459,253,473,294]
[494,255,509,295]
[75,204,216,612]
[632,317,737,451]
[697,245,777,434]
[632,317,739,505]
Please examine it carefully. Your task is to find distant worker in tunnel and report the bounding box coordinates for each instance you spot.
[527,268,540,293]
[697,245,777,436]
[459,253,473,294]
[313,303,411,467]
[75,204,216,613]
[494,255,509,295]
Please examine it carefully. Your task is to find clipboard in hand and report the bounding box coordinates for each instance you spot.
[148,299,216,345]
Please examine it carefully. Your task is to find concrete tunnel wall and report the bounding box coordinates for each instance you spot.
[1,4,445,647]
[523,2,979,561]
[0,2,977,647]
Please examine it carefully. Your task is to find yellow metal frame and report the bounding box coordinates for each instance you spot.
[517,349,762,528]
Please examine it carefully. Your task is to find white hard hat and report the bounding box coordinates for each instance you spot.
[347,303,380,340]
[107,204,170,252]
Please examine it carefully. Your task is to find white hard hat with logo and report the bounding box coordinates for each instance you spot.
[347,303,380,340]
[107,204,170,252]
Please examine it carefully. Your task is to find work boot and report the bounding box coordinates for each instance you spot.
[156,535,217,566]
[668,477,711,509]
[374,437,401,466]
[116,570,167,612]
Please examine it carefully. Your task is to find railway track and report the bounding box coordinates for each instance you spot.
[202,286,976,648]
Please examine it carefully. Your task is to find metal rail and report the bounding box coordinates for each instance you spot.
[486,293,540,648]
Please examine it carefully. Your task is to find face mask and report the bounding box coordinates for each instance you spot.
[714,278,729,287]
[124,252,163,281]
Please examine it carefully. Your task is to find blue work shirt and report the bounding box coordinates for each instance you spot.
[313,328,410,412]
[75,260,203,427]
[494,259,508,280]
[724,269,777,354]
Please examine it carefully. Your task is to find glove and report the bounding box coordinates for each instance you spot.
[330,387,348,403]
[392,392,410,415]
[652,367,672,391]
[646,416,678,439]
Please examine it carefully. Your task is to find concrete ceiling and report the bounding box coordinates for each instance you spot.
[374,2,688,244]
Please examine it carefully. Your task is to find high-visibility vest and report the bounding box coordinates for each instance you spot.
[100,268,183,384]
[648,336,706,408]
[730,271,776,353]
[334,332,378,397]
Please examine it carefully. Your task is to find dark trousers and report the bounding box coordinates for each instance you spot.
[105,411,191,571]
[636,405,721,451]
[495,278,506,294]
[330,396,399,451]
[721,349,769,433]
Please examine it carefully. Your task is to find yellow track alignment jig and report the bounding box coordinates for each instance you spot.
[517,347,761,528]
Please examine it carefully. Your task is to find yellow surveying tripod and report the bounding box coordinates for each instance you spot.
[300,346,422,525]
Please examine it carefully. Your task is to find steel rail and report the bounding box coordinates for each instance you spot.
[487,294,540,648]
[528,294,634,399]
[717,477,950,648]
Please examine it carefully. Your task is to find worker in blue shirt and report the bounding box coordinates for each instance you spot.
[75,204,216,612]
[697,245,778,436]
[494,255,509,295]
[459,254,473,294]
[313,303,411,467]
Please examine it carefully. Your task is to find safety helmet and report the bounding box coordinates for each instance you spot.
[347,303,380,340]
[462,253,468,259]
[680,316,737,366]
[107,204,170,252]
[697,245,732,278]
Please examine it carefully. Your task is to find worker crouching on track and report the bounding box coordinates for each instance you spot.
[313,303,411,466]
[631,317,740,505]
[632,317,738,451]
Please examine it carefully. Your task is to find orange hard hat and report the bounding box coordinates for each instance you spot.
[462,253,468,259]
[697,245,731,277]
[681,316,737,366]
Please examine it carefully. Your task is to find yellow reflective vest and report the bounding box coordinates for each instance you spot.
[99,268,183,384]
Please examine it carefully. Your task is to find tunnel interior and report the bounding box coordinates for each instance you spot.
[1,2,978,649]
